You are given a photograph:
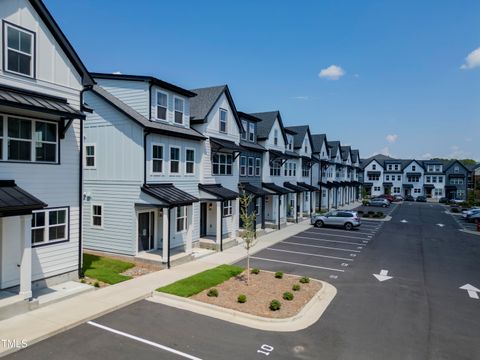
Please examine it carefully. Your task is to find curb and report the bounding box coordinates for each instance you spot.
[459,229,480,236]
[361,215,392,222]
[148,279,337,332]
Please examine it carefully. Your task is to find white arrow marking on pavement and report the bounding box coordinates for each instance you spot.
[459,284,480,299]
[436,224,445,227]
[373,269,393,282]
[401,219,408,223]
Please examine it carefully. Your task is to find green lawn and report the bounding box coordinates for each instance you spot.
[157,264,244,297]
[83,253,135,285]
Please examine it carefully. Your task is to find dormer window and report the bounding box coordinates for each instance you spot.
[241,120,247,140]
[274,129,278,146]
[174,97,184,124]
[219,109,227,133]
[248,123,255,142]
[4,23,34,78]
[156,91,167,120]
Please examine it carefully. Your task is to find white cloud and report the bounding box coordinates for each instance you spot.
[421,153,432,159]
[112,71,122,75]
[460,47,480,70]
[318,65,345,80]
[385,134,398,144]
[379,147,391,156]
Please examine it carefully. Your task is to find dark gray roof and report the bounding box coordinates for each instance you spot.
[327,141,341,159]
[340,146,352,161]
[29,0,93,86]
[199,184,239,200]
[0,84,85,119]
[250,111,288,143]
[0,180,47,216]
[283,182,305,193]
[297,182,319,191]
[285,125,310,149]
[240,141,266,152]
[142,184,199,206]
[311,134,327,153]
[91,85,205,140]
[210,137,243,152]
[262,183,292,194]
[351,149,360,163]
[239,183,271,197]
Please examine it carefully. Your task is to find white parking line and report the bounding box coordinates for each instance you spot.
[250,256,345,272]
[282,241,361,253]
[292,235,367,246]
[304,231,371,240]
[267,247,354,261]
[310,227,377,235]
[87,321,203,360]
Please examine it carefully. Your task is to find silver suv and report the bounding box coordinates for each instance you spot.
[311,211,361,230]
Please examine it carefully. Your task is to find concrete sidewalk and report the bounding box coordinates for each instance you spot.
[0,220,311,357]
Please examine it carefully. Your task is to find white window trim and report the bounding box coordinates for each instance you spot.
[255,158,261,176]
[84,143,96,169]
[212,152,233,176]
[173,96,184,125]
[223,200,233,217]
[155,90,168,121]
[185,147,195,175]
[176,206,187,233]
[31,207,69,246]
[219,108,228,133]
[248,123,255,142]
[151,142,164,175]
[248,157,254,176]
[240,156,246,176]
[4,22,35,78]
[91,203,104,229]
[169,145,181,175]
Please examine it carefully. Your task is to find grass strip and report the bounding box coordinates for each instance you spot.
[83,253,135,284]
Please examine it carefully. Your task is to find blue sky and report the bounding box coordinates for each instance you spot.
[46,0,480,161]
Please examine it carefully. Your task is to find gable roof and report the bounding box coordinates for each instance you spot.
[189,85,243,131]
[90,85,205,140]
[311,134,327,154]
[29,0,93,86]
[341,146,352,161]
[250,111,288,143]
[327,141,341,159]
[91,73,196,97]
[444,159,470,172]
[284,125,312,150]
[351,149,360,163]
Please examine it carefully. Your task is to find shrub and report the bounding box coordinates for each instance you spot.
[451,207,460,213]
[299,276,310,284]
[251,268,260,275]
[357,210,364,215]
[80,278,86,284]
[292,284,301,291]
[362,213,370,218]
[269,299,281,311]
[362,200,369,206]
[274,271,284,279]
[376,211,384,217]
[283,292,294,301]
[94,281,100,288]
[368,211,375,215]
[237,294,247,303]
[207,288,219,297]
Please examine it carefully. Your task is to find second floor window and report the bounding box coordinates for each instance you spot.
[170,147,180,174]
[219,109,227,133]
[240,156,246,176]
[85,144,96,168]
[174,97,184,124]
[4,23,34,77]
[454,166,459,173]
[255,158,261,176]
[302,164,309,177]
[156,92,167,120]
[185,149,195,174]
[274,129,279,146]
[248,157,254,176]
[212,153,232,175]
[152,145,163,173]
[270,160,281,176]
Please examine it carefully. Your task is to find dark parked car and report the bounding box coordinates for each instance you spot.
[393,195,404,202]
[439,197,449,204]
[365,198,390,207]
[416,196,427,202]
[404,195,415,201]
[376,194,395,203]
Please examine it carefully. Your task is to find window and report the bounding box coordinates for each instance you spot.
[439,177,443,183]
[426,176,431,182]
[219,109,227,133]
[31,208,68,245]
[212,153,232,175]
[170,147,180,174]
[293,163,297,177]
[152,145,163,174]
[432,176,437,183]
[397,175,401,181]
[223,200,233,217]
[412,165,416,171]
[176,206,187,232]
[248,123,255,142]
[407,175,420,182]
[185,149,195,174]
[241,120,247,140]
[274,129,278,146]
[8,117,31,161]
[414,188,421,194]
[394,164,399,171]
[240,156,246,176]
[304,144,308,153]
[4,23,34,77]
[174,97,184,124]
[156,91,168,120]
[386,175,390,181]
[302,163,309,177]
[255,158,261,176]
[374,186,381,192]
[372,164,376,170]
[454,166,459,173]
[35,121,56,162]
[91,204,103,228]
[434,189,443,196]
[85,144,95,168]
[393,187,400,193]
[368,174,380,181]
[270,160,281,176]
[388,165,392,171]
[248,157,254,176]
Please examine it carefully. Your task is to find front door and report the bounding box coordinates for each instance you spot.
[200,203,207,237]
[138,211,154,252]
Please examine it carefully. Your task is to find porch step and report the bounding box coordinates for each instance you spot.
[0,293,29,321]
[199,238,239,251]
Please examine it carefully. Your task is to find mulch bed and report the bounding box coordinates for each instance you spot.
[191,270,322,319]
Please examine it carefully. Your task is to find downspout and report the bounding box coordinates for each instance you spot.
[295,193,298,223]
[167,207,171,269]
[148,81,153,120]
[310,162,313,213]
[220,203,223,252]
[261,196,266,229]
[277,195,281,230]
[319,162,323,211]
[143,131,150,185]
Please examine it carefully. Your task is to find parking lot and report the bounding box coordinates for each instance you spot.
[448,210,480,233]
[354,202,399,217]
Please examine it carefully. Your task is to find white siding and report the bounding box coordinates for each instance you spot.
[95,79,149,118]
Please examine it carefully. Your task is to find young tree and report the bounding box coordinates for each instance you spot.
[239,187,258,285]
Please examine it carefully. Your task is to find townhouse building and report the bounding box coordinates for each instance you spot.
[190,85,243,251]
[0,0,92,300]
[82,73,204,267]
[311,134,330,211]
[361,155,471,201]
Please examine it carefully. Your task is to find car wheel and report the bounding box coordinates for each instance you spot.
[344,222,353,231]
[315,220,324,228]
[382,204,387,208]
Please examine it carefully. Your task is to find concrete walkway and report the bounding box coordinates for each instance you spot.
[0,220,311,357]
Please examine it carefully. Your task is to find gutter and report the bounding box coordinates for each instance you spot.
[167,207,171,269]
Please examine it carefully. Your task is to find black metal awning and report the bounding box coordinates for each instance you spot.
[262,183,292,195]
[423,184,435,189]
[0,84,85,119]
[0,180,47,217]
[383,182,393,186]
[269,149,288,160]
[285,151,299,159]
[239,183,271,197]
[367,171,381,176]
[298,182,319,191]
[403,184,414,188]
[448,174,465,178]
[445,185,457,190]
[283,182,305,193]
[199,184,239,200]
[142,184,199,207]
[406,172,422,177]
[210,137,243,152]
[363,182,373,187]
[239,141,266,153]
